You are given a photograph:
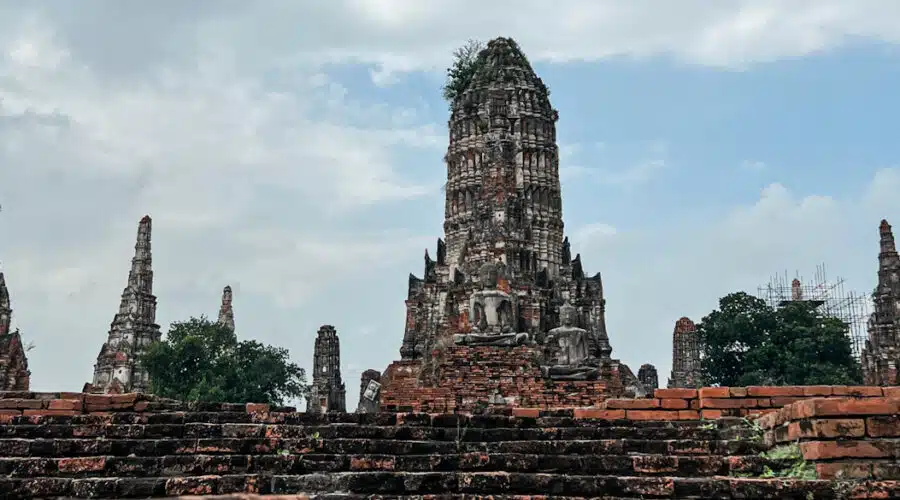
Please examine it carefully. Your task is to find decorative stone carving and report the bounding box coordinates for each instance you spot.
[862,219,900,385]
[356,369,382,413]
[454,262,528,347]
[217,285,235,331]
[667,317,703,388]
[308,325,346,413]
[0,272,30,391]
[88,216,161,394]
[540,302,599,380]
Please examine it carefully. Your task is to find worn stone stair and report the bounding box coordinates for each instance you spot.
[0,411,893,498]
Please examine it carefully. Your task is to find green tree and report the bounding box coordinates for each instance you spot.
[141,316,308,405]
[698,292,862,386]
[441,39,485,105]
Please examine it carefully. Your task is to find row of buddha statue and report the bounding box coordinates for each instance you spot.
[452,261,600,381]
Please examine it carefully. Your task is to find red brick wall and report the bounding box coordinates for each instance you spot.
[379,345,610,412]
[505,385,897,421]
[759,396,900,480]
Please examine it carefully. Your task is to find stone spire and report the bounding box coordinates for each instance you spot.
[443,37,563,277]
[0,272,10,337]
[0,271,30,390]
[307,325,346,413]
[380,38,641,412]
[88,215,161,394]
[217,285,235,331]
[667,317,703,388]
[862,219,900,385]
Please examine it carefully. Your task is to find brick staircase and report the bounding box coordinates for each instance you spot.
[0,407,893,498]
[0,392,899,498]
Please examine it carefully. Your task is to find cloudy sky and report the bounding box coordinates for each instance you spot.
[2,1,899,405]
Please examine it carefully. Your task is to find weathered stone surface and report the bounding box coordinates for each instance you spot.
[307,325,346,414]
[381,37,643,413]
[0,272,30,391]
[863,219,900,386]
[667,317,702,389]
[356,369,381,414]
[87,215,161,394]
[6,391,900,497]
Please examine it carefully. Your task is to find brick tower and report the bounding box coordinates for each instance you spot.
[862,219,900,385]
[379,38,647,412]
[87,216,161,394]
[307,325,346,413]
[667,317,703,389]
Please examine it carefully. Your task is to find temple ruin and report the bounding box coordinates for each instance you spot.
[217,285,235,331]
[637,363,659,390]
[378,38,649,412]
[86,215,161,394]
[356,368,381,413]
[0,271,30,390]
[862,219,900,385]
[307,325,346,413]
[667,317,703,389]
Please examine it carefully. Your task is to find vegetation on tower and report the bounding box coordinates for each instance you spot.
[441,39,486,105]
[441,37,550,108]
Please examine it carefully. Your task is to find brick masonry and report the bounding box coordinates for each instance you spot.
[759,392,900,481]
[1,388,900,498]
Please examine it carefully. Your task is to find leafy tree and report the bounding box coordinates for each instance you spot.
[698,292,862,386]
[141,316,308,405]
[441,39,485,105]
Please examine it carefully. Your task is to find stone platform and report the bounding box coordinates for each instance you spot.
[380,345,633,413]
[0,391,900,498]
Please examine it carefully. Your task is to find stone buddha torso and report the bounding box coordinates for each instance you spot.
[453,262,528,347]
[541,302,599,380]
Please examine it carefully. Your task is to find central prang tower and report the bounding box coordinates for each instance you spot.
[380,38,647,412]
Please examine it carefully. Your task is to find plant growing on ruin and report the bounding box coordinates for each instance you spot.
[140,316,309,405]
[442,39,486,105]
[697,292,862,387]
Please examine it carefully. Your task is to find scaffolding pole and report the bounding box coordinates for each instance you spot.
[757,263,869,360]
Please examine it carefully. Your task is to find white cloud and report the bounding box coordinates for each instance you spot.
[0,1,898,405]
[575,168,900,383]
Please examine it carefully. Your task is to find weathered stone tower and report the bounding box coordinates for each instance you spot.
[667,317,703,389]
[862,219,900,385]
[638,363,659,391]
[88,216,161,394]
[217,286,235,331]
[0,272,30,390]
[398,37,612,361]
[380,38,644,412]
[307,325,346,413]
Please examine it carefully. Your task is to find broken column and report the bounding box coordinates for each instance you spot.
[356,369,381,413]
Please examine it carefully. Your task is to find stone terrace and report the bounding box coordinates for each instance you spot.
[0,391,899,498]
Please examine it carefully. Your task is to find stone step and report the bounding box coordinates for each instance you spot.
[2,412,750,430]
[0,438,767,457]
[0,453,785,478]
[0,423,751,442]
[0,472,890,499]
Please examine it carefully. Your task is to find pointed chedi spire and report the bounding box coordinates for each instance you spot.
[88,215,161,394]
[0,272,10,336]
[881,219,897,255]
[0,270,30,390]
[217,285,235,331]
